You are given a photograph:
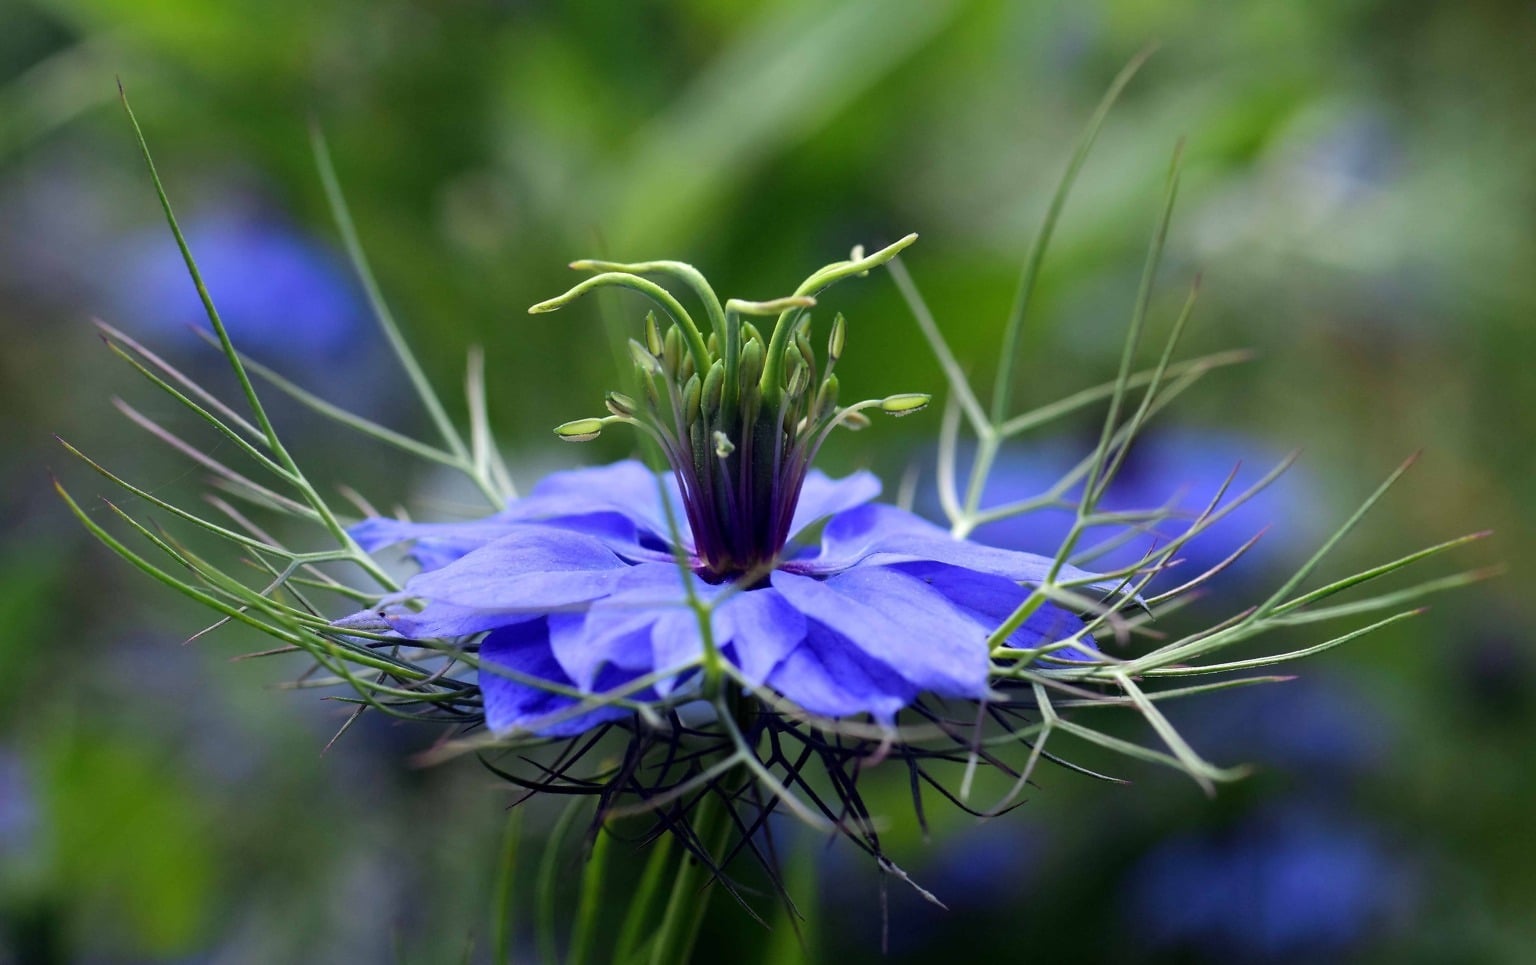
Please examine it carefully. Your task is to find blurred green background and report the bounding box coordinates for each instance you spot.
[1,0,1530,961]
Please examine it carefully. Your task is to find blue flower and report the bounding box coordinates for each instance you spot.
[943,428,1319,586]
[111,206,365,361]
[0,747,38,860]
[354,460,1118,736]
[1167,673,1390,779]
[342,243,1135,738]
[1121,804,1415,961]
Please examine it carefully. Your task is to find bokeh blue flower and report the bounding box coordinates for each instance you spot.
[1169,672,1391,779]
[942,427,1320,588]
[110,205,366,363]
[0,748,38,863]
[1123,803,1415,962]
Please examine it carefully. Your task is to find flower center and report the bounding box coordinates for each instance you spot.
[539,239,930,582]
[673,315,837,580]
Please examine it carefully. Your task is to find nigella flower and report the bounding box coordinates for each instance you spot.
[0,746,38,861]
[1122,804,1416,962]
[112,202,365,362]
[1168,673,1389,779]
[934,428,1319,587]
[66,90,1488,956]
[351,237,1126,737]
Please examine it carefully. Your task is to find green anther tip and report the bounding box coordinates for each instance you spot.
[554,418,605,442]
[739,339,765,384]
[701,360,725,417]
[878,393,931,416]
[786,356,810,397]
[629,339,662,375]
[795,328,815,367]
[662,326,683,377]
[605,392,640,418]
[644,312,663,356]
[815,375,840,414]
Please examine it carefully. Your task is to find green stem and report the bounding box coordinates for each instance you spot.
[491,808,523,965]
[763,843,818,965]
[614,833,676,962]
[311,124,475,468]
[568,824,612,965]
[531,273,713,379]
[537,799,587,965]
[646,794,726,965]
[759,234,917,409]
[121,89,398,592]
[990,48,1151,423]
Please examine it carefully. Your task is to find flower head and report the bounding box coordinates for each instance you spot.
[357,460,1117,734]
[353,240,1125,736]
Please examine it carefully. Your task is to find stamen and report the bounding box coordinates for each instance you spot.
[531,239,927,580]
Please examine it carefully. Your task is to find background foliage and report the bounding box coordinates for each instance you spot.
[1,0,1530,961]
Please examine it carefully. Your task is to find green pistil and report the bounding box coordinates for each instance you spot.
[757,234,917,411]
[532,236,930,578]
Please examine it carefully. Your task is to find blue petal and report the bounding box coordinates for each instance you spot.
[534,512,680,564]
[407,525,629,608]
[505,461,692,551]
[764,621,914,721]
[383,526,632,639]
[771,568,991,698]
[785,469,881,543]
[350,515,521,572]
[547,563,717,695]
[354,508,677,571]
[552,569,810,697]
[892,561,1099,661]
[350,462,694,574]
[795,503,1123,595]
[649,609,710,697]
[548,611,654,691]
[388,601,545,639]
[479,618,632,736]
[718,588,807,686]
